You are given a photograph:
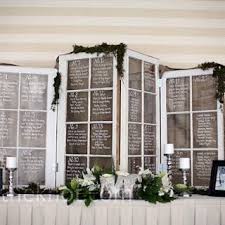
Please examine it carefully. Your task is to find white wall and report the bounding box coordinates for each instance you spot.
[0,0,225,69]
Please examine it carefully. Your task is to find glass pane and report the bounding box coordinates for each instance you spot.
[144,62,155,92]
[129,57,142,90]
[67,59,89,90]
[144,125,156,155]
[90,123,112,155]
[128,124,142,155]
[166,77,190,112]
[144,156,156,173]
[18,149,45,185]
[91,90,113,121]
[192,75,217,111]
[193,112,217,148]
[90,157,112,172]
[67,92,88,122]
[0,73,19,109]
[128,157,141,173]
[193,150,217,186]
[0,110,17,147]
[66,124,88,154]
[129,90,142,122]
[144,93,156,124]
[20,74,48,110]
[171,151,191,184]
[91,56,113,88]
[65,156,87,182]
[19,111,46,148]
[167,114,190,148]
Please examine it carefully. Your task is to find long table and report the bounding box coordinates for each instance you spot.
[0,195,225,225]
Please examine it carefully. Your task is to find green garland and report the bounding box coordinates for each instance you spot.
[51,43,127,111]
[198,62,225,103]
[51,72,61,111]
[73,43,127,77]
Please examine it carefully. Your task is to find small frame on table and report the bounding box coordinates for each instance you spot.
[209,160,225,197]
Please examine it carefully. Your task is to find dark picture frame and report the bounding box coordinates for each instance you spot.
[209,160,225,196]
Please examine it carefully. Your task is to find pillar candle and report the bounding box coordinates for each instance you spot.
[6,157,17,169]
[164,144,174,155]
[179,158,190,169]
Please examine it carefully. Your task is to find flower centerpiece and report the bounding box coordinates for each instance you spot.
[60,168,101,206]
[60,166,175,206]
[136,169,175,203]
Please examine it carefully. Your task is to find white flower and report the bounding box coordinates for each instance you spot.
[82,171,96,182]
[161,173,170,193]
[138,168,153,178]
[88,184,97,191]
[102,173,113,178]
[116,171,129,176]
[81,179,95,187]
[158,188,165,196]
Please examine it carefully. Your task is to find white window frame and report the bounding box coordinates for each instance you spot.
[161,68,224,185]
[120,49,160,172]
[0,66,57,188]
[57,53,118,186]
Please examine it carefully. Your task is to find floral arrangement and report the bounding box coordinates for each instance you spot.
[136,169,175,203]
[60,166,175,206]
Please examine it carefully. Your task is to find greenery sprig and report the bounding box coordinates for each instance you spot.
[73,43,127,76]
[198,62,225,103]
[51,72,61,111]
[136,171,175,204]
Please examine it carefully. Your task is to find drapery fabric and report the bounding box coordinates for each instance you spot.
[0,195,225,225]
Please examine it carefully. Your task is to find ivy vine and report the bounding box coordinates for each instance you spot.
[72,42,127,76]
[198,62,225,103]
[51,43,127,111]
[51,72,61,111]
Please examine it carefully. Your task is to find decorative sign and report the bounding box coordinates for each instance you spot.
[0,111,17,147]
[172,151,191,184]
[0,73,19,109]
[192,75,217,111]
[128,124,142,155]
[167,114,190,148]
[91,90,113,121]
[0,67,56,187]
[91,56,113,88]
[193,151,217,186]
[90,123,112,155]
[67,92,88,122]
[20,74,48,110]
[61,55,115,183]
[65,156,87,182]
[193,112,217,148]
[18,149,45,185]
[166,77,190,112]
[67,59,89,90]
[19,111,46,148]
[129,90,142,122]
[144,125,156,155]
[66,124,88,154]
[162,70,221,187]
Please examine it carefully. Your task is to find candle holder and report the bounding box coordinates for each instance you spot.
[165,154,173,182]
[181,169,191,197]
[6,168,17,197]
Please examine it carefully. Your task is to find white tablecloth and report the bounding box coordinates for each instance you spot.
[0,195,225,225]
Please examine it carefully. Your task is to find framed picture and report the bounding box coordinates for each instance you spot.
[209,160,225,196]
